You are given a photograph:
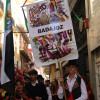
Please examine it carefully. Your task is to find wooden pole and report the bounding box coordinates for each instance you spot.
[58,62,67,100]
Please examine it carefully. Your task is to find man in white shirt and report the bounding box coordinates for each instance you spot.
[46,86,52,100]
[64,60,88,100]
[45,80,52,100]
[45,80,51,88]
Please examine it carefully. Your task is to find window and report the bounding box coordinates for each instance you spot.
[95,48,100,100]
[95,63,100,100]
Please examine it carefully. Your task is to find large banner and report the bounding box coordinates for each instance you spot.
[27,0,78,66]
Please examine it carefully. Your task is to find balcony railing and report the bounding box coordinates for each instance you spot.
[20,37,32,61]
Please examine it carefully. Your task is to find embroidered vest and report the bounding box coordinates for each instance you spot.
[64,76,81,100]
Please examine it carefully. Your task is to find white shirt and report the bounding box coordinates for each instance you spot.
[67,74,88,100]
[31,80,38,86]
[46,87,52,100]
[57,86,64,99]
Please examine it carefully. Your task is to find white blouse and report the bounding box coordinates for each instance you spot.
[57,86,64,99]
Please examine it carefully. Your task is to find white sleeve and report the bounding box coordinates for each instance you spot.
[76,79,88,100]
[57,86,64,99]
[46,87,52,100]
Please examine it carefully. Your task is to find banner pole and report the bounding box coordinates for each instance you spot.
[58,62,67,100]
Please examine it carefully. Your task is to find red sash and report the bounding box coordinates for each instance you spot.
[16,92,33,100]
[67,92,74,100]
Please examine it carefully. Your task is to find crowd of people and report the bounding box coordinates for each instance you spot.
[15,69,64,100]
[0,58,95,100]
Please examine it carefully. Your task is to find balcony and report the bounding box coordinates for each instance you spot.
[17,26,30,44]
[21,33,30,44]
[20,39,32,61]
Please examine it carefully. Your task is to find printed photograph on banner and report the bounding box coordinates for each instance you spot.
[27,0,70,28]
[30,29,78,66]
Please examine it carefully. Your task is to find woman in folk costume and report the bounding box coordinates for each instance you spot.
[51,79,64,100]
[64,60,88,100]
[15,79,33,100]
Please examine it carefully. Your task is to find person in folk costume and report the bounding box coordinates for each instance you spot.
[3,73,33,100]
[64,60,88,100]
[15,78,33,100]
[51,79,64,100]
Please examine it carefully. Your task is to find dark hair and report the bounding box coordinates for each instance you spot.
[66,60,78,67]
[54,79,58,86]
[28,69,38,76]
[15,79,24,86]
[37,75,44,80]
[45,80,50,83]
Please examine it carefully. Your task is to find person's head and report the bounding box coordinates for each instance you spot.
[28,69,38,82]
[37,75,44,83]
[66,60,78,75]
[52,79,58,87]
[45,80,50,87]
[15,79,24,93]
[24,76,30,84]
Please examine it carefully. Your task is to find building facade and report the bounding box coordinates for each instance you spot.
[70,0,100,99]
[86,0,100,99]
[0,0,33,73]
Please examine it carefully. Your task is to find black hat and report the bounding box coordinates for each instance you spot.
[45,80,50,83]
[66,60,77,67]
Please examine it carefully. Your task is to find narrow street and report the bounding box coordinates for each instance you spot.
[0,0,100,100]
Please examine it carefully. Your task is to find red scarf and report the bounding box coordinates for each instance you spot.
[16,92,33,100]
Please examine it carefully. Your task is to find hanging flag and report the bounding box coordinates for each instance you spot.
[1,0,15,95]
[22,7,29,32]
